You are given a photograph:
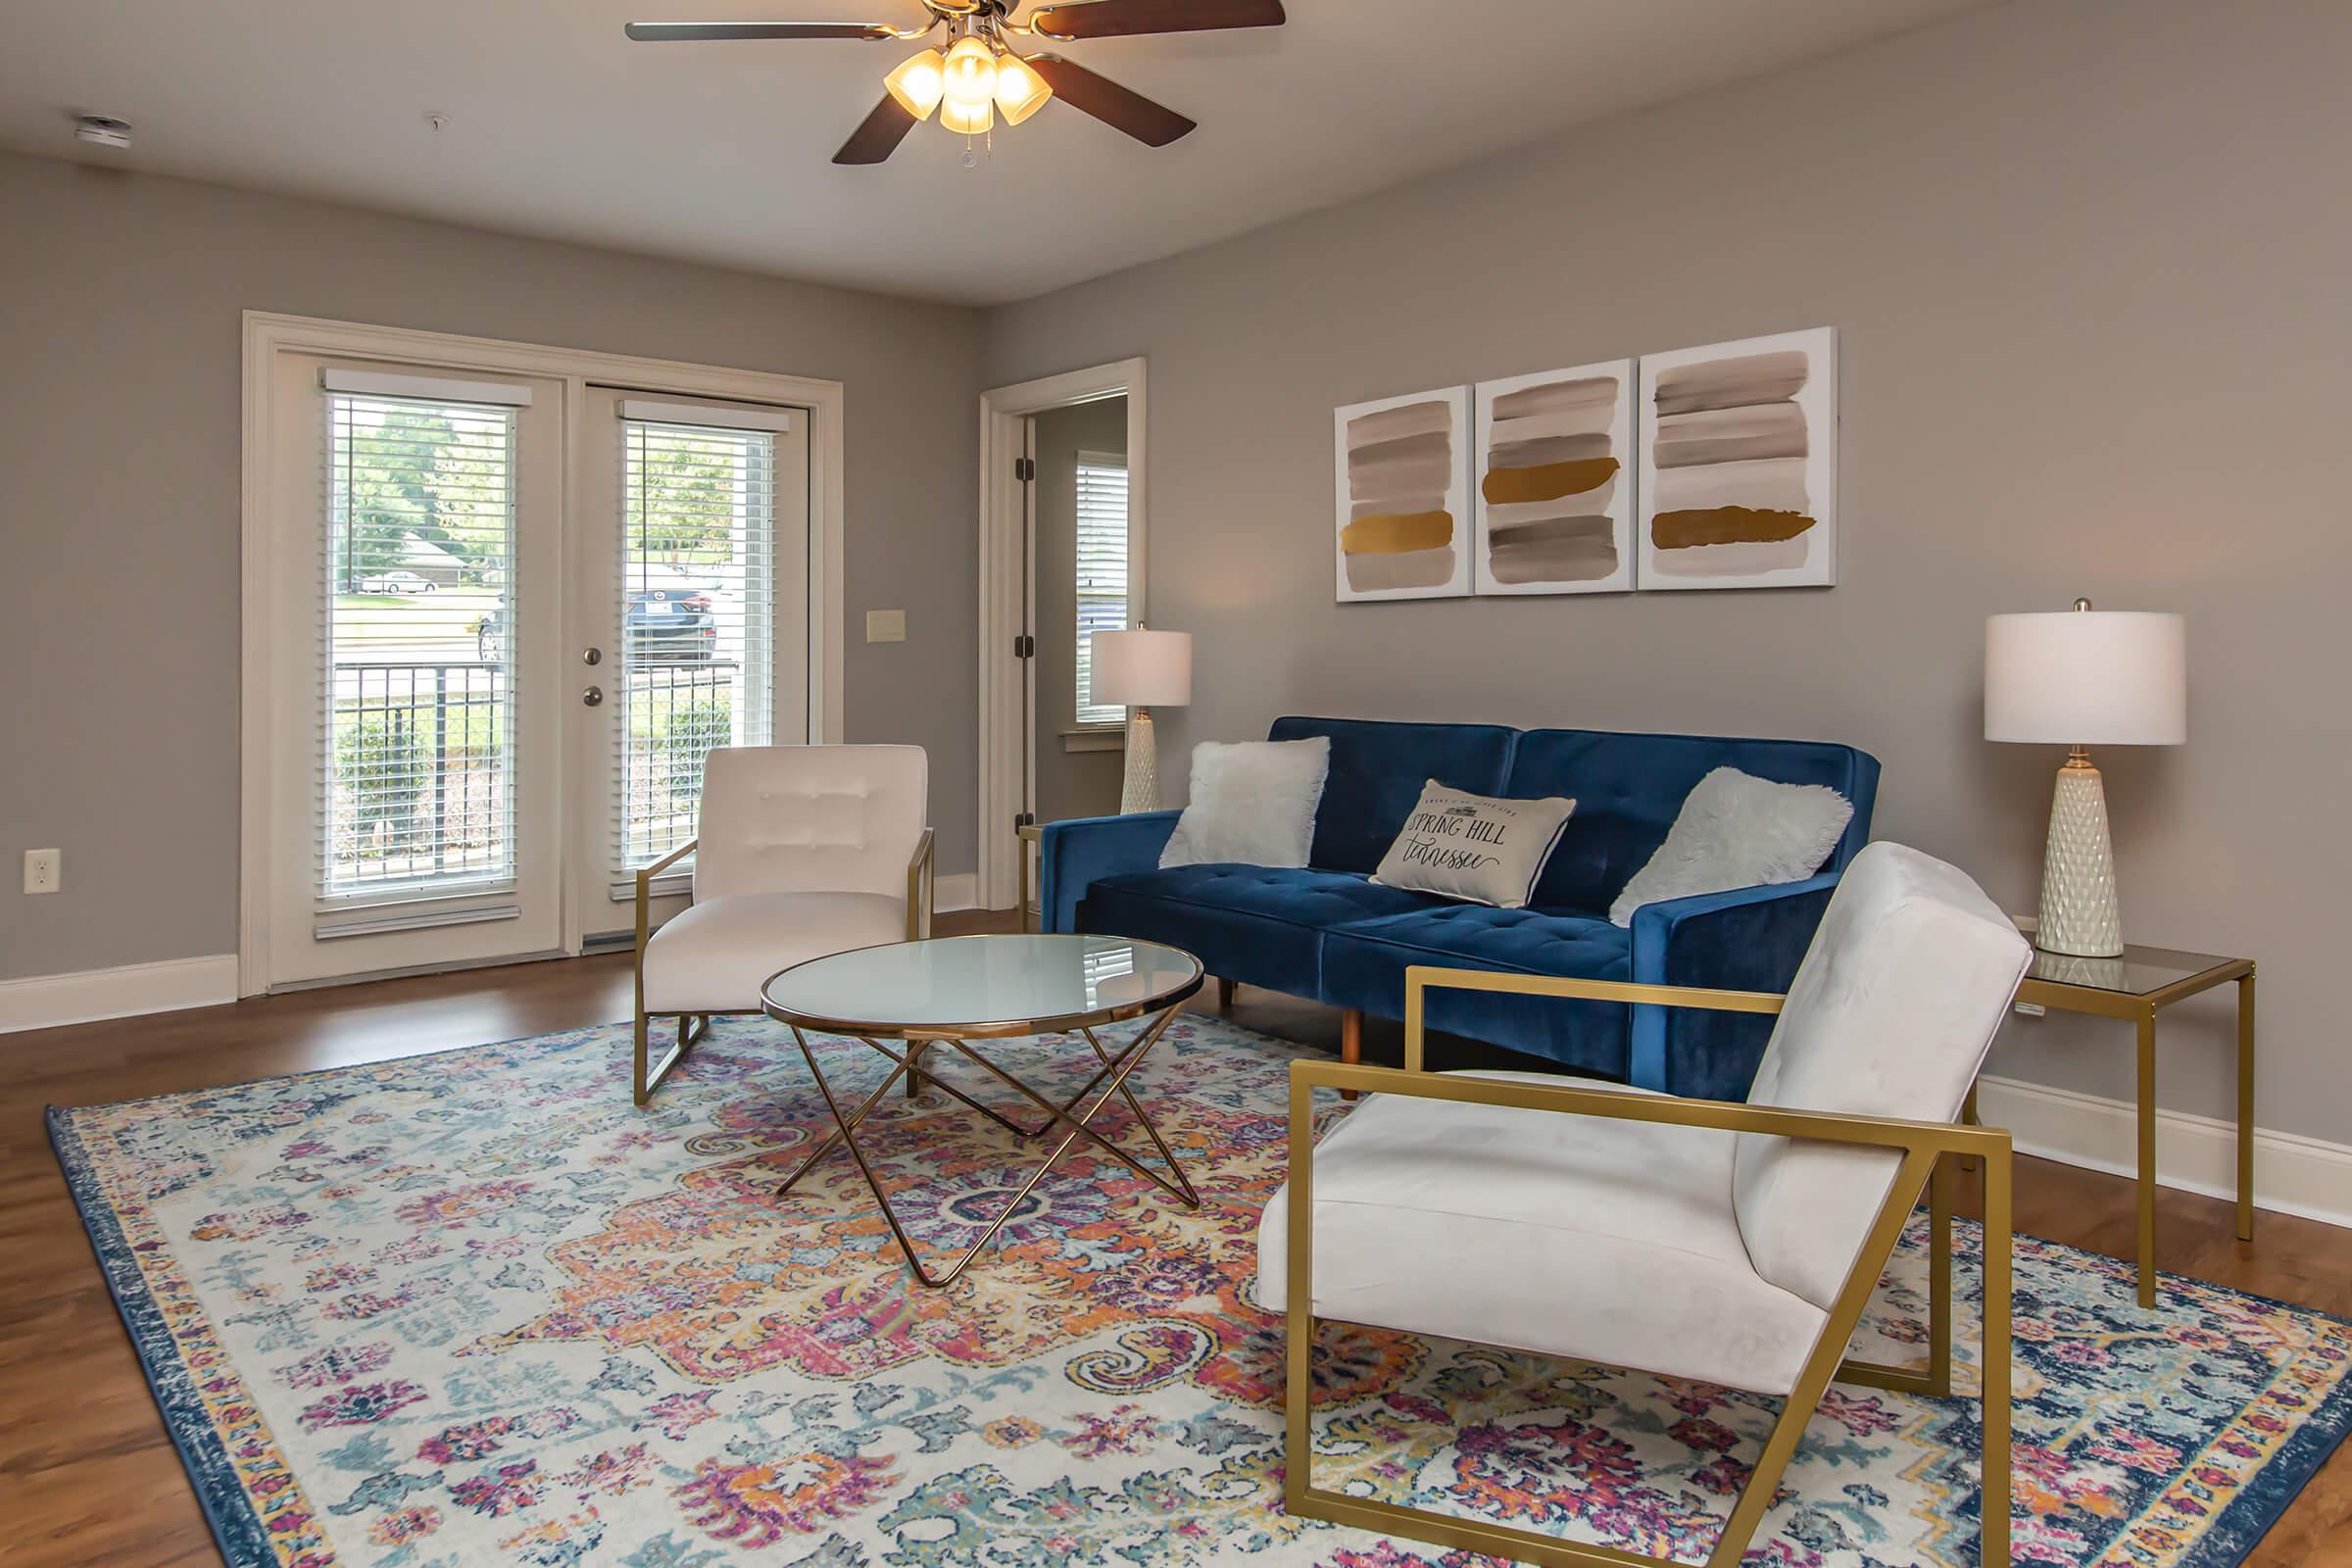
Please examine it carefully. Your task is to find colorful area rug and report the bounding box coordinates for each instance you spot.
[51,1013,2352,1568]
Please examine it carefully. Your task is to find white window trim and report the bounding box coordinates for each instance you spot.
[240,311,847,998]
[975,359,1148,910]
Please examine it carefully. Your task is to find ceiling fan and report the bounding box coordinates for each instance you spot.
[624,0,1288,165]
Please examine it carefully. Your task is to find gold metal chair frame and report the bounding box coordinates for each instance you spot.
[630,826,935,1105]
[1284,966,2015,1568]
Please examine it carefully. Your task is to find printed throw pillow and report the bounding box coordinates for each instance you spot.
[1607,766,1856,927]
[1158,737,1333,868]
[1370,781,1576,909]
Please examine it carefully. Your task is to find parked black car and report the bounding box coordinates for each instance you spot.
[624,587,718,662]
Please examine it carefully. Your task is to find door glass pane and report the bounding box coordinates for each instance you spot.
[322,393,516,900]
[615,419,776,874]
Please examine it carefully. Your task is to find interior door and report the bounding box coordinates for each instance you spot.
[261,356,566,985]
[570,388,812,943]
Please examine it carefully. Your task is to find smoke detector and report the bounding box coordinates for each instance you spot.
[74,114,132,150]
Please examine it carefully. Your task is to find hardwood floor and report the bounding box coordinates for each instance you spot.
[6,925,2349,1566]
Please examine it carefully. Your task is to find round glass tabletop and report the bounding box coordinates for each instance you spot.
[760,934,1204,1039]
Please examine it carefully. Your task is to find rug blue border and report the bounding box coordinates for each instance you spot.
[47,1102,276,1567]
[2180,1341,2352,1568]
[43,1022,2352,1568]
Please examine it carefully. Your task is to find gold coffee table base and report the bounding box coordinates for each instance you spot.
[776,1006,1200,1288]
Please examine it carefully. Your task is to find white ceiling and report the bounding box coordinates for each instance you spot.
[0,0,1986,306]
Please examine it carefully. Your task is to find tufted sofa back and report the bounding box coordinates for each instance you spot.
[1507,728,1879,914]
[693,745,927,903]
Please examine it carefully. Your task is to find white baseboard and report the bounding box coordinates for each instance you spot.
[0,954,240,1035]
[1976,1073,2352,1231]
[934,872,980,914]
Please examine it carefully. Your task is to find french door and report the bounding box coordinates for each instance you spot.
[257,353,810,986]
[569,388,810,944]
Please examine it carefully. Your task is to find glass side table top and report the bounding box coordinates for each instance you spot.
[2013,920,2244,997]
[761,933,1203,1039]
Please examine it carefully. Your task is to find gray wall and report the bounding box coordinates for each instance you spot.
[983,2,2352,1141]
[0,150,983,981]
[1031,399,1130,826]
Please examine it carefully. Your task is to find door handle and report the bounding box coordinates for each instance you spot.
[582,687,604,707]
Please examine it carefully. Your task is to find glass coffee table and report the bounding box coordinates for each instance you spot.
[760,933,1204,1288]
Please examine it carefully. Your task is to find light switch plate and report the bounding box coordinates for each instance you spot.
[865,609,906,644]
[24,848,60,895]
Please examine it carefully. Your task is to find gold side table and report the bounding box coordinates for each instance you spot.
[1970,935,2255,1308]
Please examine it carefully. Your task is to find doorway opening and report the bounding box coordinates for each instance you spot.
[975,360,1147,913]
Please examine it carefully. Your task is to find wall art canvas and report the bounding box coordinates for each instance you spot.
[1473,360,1635,595]
[1638,326,1837,590]
[1334,385,1473,602]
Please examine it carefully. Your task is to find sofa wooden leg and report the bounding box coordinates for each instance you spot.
[1217,977,1236,1011]
[1341,1009,1363,1101]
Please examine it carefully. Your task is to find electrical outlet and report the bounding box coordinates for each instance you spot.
[864,609,906,644]
[24,848,60,895]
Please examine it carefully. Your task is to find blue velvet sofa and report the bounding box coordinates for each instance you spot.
[1039,716,1880,1102]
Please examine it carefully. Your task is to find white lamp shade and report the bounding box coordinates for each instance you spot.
[1984,610,2186,745]
[1092,628,1192,708]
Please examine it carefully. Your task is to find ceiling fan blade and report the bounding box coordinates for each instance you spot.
[833,95,921,164]
[1027,0,1285,41]
[624,20,900,41]
[1027,55,1195,146]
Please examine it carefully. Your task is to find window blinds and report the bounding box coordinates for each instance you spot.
[319,389,518,904]
[1073,452,1131,728]
[613,416,778,885]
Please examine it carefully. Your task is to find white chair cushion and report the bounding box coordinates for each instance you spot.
[695,745,928,903]
[1734,842,2031,1311]
[641,891,906,1014]
[1256,1072,1828,1395]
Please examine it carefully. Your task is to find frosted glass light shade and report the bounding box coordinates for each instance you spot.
[994,54,1053,124]
[884,48,947,119]
[1985,610,2186,746]
[1093,629,1192,708]
[939,96,994,134]
[941,35,999,111]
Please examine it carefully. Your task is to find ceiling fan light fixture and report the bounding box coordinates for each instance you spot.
[940,34,1001,114]
[883,46,947,119]
[993,54,1054,124]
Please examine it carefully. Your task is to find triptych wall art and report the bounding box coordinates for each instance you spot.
[1333,326,1836,602]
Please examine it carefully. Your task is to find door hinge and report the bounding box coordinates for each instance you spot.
[1013,456,1036,482]
[1013,633,1035,660]
[1013,811,1036,830]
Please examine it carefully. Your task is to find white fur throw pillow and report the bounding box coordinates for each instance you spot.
[1159,738,1332,869]
[1371,781,1576,909]
[1608,767,1855,927]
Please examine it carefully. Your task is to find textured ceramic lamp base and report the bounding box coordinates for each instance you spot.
[1120,707,1160,813]
[2037,758,2124,957]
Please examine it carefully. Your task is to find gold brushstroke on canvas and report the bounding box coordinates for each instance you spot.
[1342,510,1456,555]
[1481,457,1619,507]
[1652,507,1817,549]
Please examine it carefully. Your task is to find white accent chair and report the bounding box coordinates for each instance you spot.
[632,745,932,1104]
[1260,841,2031,1568]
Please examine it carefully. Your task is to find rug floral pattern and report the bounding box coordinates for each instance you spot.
[50,1015,2352,1567]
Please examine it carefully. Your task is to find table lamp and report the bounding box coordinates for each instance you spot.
[1984,600,2186,956]
[1093,627,1192,813]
